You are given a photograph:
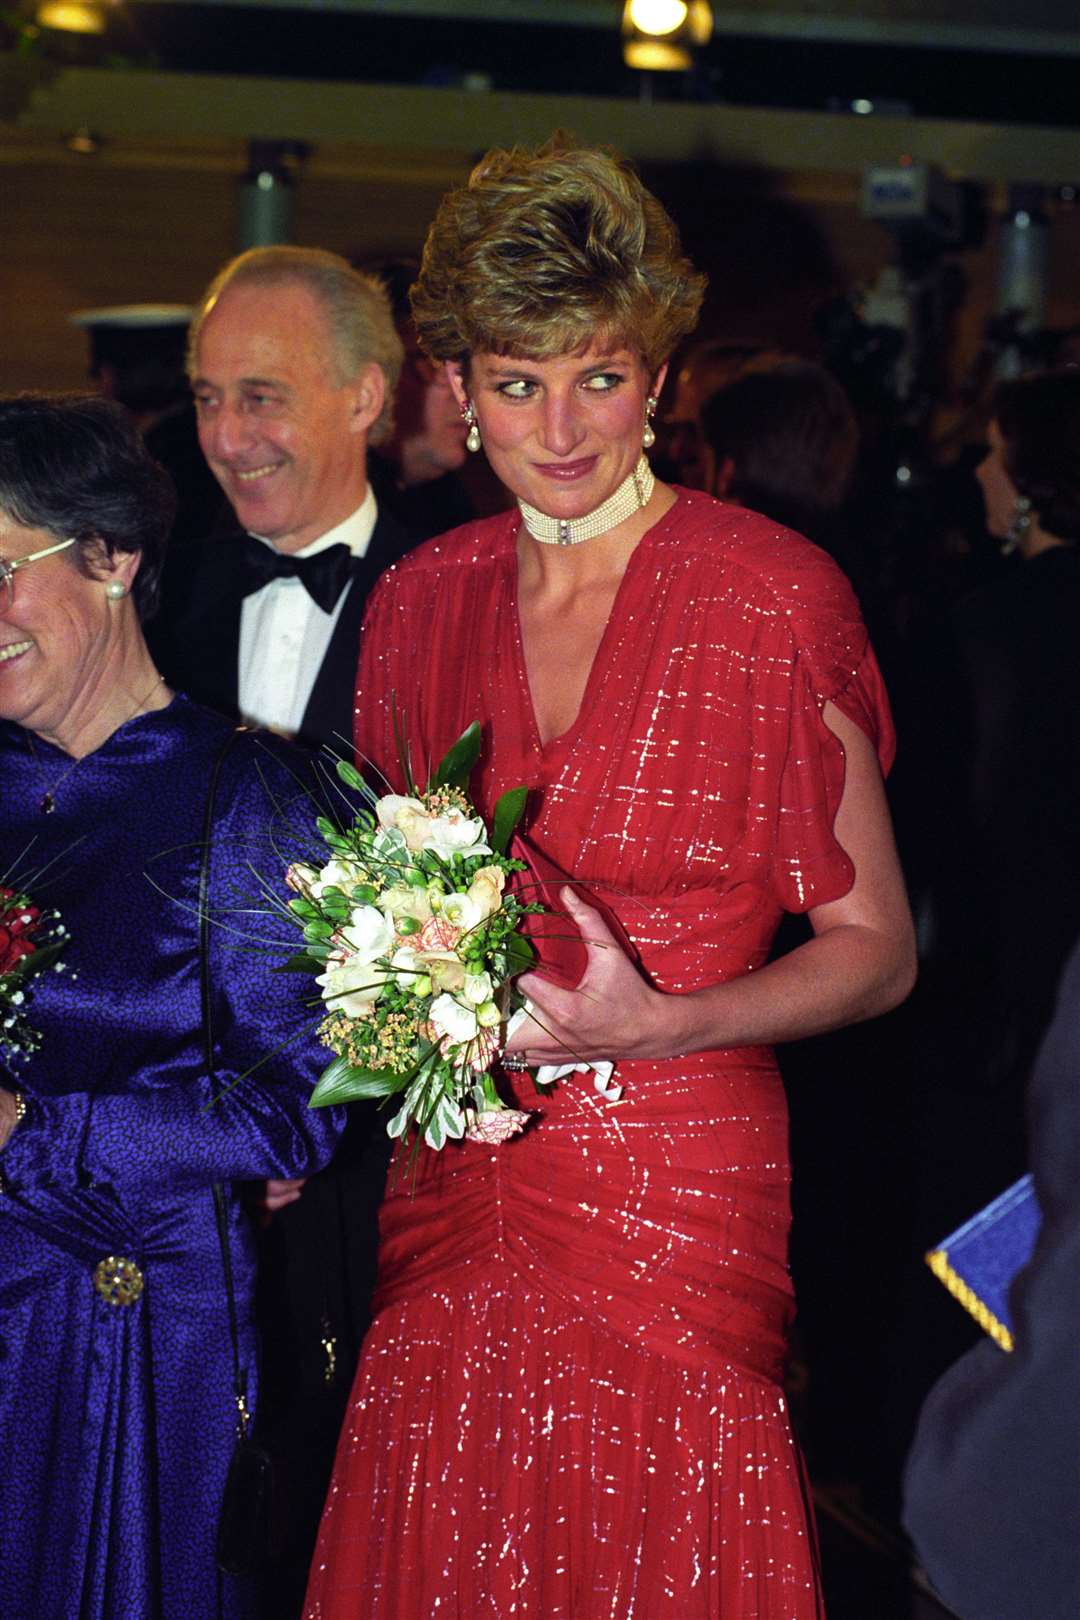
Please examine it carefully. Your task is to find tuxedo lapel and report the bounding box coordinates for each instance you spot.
[299,509,416,753]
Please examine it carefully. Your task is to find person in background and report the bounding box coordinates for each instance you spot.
[654,338,792,488]
[0,393,343,1620]
[150,244,414,1620]
[903,934,1080,1620]
[359,255,476,539]
[304,137,914,1620]
[701,357,859,546]
[947,370,1080,1169]
[72,302,228,548]
[882,368,1080,1530]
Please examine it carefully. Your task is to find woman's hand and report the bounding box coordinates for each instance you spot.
[504,888,688,1066]
[261,1176,307,1214]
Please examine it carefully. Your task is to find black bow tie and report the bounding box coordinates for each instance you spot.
[237,535,354,613]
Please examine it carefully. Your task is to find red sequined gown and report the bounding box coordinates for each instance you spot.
[304,489,894,1619]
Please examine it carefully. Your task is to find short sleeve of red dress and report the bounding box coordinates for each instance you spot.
[727,523,896,915]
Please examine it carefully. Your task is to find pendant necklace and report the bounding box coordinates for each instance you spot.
[30,672,167,814]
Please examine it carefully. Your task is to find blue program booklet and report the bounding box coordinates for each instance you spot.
[926,1174,1041,1352]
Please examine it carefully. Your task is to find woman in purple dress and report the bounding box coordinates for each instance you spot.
[0,395,343,1619]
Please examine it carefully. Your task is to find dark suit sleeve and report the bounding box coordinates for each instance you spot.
[903,943,1080,1620]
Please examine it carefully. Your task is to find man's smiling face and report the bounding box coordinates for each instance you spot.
[192,280,372,553]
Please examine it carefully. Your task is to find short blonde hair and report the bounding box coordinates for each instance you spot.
[189,246,403,446]
[411,139,705,376]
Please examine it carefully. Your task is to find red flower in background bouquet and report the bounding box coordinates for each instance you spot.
[0,882,69,1063]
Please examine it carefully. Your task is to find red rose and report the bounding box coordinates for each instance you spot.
[0,923,35,975]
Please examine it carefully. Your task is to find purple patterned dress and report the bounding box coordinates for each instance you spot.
[0,696,344,1620]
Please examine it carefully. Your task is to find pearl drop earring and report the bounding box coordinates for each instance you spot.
[643,395,659,451]
[105,581,127,600]
[463,401,482,454]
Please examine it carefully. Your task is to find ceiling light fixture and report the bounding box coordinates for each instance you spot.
[36,0,106,34]
[622,0,713,72]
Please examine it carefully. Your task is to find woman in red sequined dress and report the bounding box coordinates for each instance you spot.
[304,141,916,1620]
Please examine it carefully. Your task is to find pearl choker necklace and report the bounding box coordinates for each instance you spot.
[518,456,655,546]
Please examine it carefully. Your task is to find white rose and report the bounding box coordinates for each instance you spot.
[424,954,466,994]
[463,971,493,1005]
[316,956,387,1017]
[339,904,395,963]
[420,811,492,861]
[428,993,480,1046]
[466,865,506,920]
[440,892,482,933]
[376,794,435,853]
[380,882,433,926]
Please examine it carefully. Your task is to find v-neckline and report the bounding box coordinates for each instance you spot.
[508,493,679,757]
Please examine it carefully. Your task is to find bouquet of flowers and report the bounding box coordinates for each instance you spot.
[284,724,541,1150]
[0,881,68,1063]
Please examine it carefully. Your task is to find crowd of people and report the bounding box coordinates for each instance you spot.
[1,137,1076,1620]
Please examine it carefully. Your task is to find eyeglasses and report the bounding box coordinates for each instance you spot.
[0,537,77,609]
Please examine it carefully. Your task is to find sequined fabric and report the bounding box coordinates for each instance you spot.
[305,490,894,1618]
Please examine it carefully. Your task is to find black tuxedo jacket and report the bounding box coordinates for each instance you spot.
[148,505,416,752]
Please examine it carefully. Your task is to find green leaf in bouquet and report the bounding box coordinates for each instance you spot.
[275,950,328,974]
[432,721,481,790]
[350,883,379,905]
[387,1096,412,1138]
[315,815,340,841]
[16,938,66,978]
[504,930,536,978]
[491,785,528,855]
[402,866,429,889]
[288,896,319,919]
[335,758,367,794]
[310,1054,408,1107]
[421,1090,466,1151]
[385,1056,435,1137]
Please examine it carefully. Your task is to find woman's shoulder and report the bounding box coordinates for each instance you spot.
[662,488,861,620]
[163,697,314,815]
[370,512,517,595]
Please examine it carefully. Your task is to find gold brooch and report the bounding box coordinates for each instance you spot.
[93,1255,145,1307]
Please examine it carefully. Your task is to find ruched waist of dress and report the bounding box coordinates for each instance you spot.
[373,1058,795,1389]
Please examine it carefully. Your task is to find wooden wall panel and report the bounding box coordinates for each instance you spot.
[4,132,1078,409]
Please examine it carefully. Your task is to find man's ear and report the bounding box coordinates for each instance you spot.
[712,454,736,498]
[348,363,386,435]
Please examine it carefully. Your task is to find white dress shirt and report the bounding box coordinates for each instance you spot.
[238,489,377,737]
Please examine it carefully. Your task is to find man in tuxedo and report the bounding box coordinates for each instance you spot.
[151,246,411,1617]
[153,244,410,752]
